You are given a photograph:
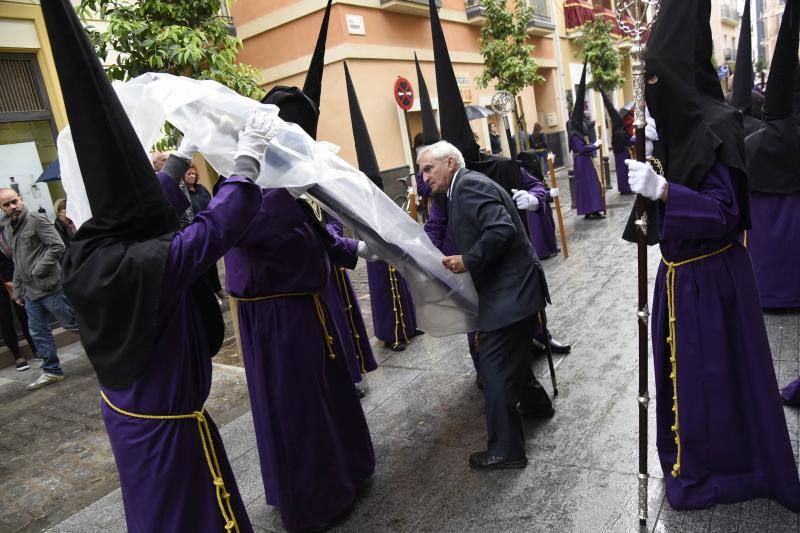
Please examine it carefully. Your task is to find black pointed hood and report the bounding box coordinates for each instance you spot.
[429,0,480,161]
[301,0,332,136]
[731,0,753,111]
[627,0,749,245]
[569,61,588,137]
[644,0,746,190]
[746,0,800,194]
[344,61,384,189]
[762,0,798,120]
[43,0,182,389]
[261,86,319,139]
[600,89,631,154]
[415,53,440,145]
[426,0,524,199]
[43,2,176,240]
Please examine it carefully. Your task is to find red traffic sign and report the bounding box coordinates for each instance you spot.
[394,77,415,111]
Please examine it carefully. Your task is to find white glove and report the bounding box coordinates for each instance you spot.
[549,187,560,198]
[625,159,666,201]
[356,241,381,262]
[235,107,280,161]
[511,189,540,211]
[593,139,603,148]
[645,114,658,158]
[173,137,197,162]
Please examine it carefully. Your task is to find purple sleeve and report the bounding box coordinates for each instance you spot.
[326,217,344,238]
[156,171,191,214]
[569,134,598,156]
[416,170,432,199]
[424,198,448,251]
[520,167,548,214]
[164,176,261,290]
[327,235,359,270]
[660,163,741,241]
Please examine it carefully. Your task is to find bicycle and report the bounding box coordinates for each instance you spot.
[392,175,419,221]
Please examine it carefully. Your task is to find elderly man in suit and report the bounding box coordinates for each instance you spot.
[418,140,554,471]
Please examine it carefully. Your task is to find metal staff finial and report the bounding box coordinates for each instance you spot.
[615,0,660,525]
[490,90,519,158]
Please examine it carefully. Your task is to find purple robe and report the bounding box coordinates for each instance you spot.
[570,133,605,215]
[520,167,560,259]
[224,189,374,531]
[614,149,633,194]
[325,218,378,382]
[747,193,800,308]
[652,162,800,511]
[782,378,800,406]
[367,260,418,346]
[101,176,260,533]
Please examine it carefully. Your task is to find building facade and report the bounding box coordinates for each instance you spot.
[232,0,571,192]
[0,0,67,217]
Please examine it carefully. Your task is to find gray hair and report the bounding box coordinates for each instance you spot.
[416,140,466,170]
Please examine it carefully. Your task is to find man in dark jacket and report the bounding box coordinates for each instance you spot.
[418,140,553,471]
[0,189,79,390]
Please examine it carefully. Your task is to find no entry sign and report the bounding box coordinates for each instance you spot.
[394,77,415,111]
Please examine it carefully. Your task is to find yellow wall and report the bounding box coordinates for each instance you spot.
[0,2,67,131]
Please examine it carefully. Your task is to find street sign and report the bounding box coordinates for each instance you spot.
[394,77,414,111]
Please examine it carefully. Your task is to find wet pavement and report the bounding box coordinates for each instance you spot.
[1,166,798,532]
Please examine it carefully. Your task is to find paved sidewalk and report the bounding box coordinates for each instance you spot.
[3,167,798,532]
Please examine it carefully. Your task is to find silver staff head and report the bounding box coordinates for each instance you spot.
[489,90,515,117]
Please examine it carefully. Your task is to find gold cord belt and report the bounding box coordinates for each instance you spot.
[388,267,410,348]
[100,390,240,532]
[335,267,366,373]
[232,292,336,360]
[661,243,734,478]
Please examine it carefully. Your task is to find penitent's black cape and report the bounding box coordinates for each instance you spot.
[623,0,749,245]
[45,0,192,389]
[746,0,800,194]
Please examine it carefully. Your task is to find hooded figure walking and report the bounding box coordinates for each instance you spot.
[43,2,271,531]
[625,0,800,512]
[569,62,605,219]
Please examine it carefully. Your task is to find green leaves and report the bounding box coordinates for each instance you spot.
[78,0,264,148]
[575,19,624,93]
[477,0,544,96]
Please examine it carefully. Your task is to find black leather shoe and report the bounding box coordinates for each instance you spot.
[385,341,407,352]
[414,329,426,336]
[469,451,527,471]
[549,338,571,354]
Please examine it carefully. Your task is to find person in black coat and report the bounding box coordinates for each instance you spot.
[0,224,36,370]
[418,140,553,471]
[53,198,76,249]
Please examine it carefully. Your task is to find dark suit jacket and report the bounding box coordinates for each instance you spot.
[448,168,550,332]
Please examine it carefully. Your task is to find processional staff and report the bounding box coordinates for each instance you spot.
[615,0,660,525]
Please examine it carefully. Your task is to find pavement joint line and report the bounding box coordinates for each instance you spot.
[361,367,427,417]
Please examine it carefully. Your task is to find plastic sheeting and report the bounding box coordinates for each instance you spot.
[57,73,478,336]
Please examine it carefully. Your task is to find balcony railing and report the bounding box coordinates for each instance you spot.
[465,0,486,20]
[466,0,554,31]
[380,0,442,15]
[724,48,734,61]
[720,4,738,23]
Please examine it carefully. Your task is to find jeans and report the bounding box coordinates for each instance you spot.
[25,291,79,376]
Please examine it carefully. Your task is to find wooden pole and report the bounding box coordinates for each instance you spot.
[547,152,569,259]
[599,144,608,216]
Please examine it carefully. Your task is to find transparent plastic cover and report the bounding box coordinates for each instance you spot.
[58,73,478,336]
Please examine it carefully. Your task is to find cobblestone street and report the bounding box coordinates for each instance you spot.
[1,167,798,532]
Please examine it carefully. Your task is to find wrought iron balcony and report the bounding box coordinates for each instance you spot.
[381,0,442,15]
[465,0,487,25]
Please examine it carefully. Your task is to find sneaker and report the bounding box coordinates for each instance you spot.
[15,361,29,371]
[26,372,64,390]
